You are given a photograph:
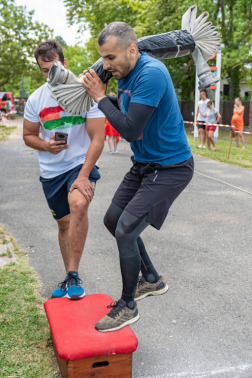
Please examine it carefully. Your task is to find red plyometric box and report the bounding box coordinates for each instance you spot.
[44,294,138,378]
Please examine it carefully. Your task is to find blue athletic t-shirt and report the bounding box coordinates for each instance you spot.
[117,52,192,165]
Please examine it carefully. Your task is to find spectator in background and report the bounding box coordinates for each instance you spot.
[231,98,245,149]
[23,40,105,300]
[105,92,120,154]
[19,98,25,115]
[6,97,12,120]
[199,100,221,151]
[196,90,210,149]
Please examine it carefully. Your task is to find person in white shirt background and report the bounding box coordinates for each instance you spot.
[196,90,211,149]
[23,40,105,300]
[199,100,221,151]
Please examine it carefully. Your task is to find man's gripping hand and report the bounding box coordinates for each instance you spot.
[82,69,107,103]
[47,134,69,155]
[69,176,94,203]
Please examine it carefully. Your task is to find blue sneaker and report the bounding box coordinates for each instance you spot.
[51,277,68,298]
[66,272,85,300]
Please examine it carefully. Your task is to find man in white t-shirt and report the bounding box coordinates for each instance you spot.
[196,90,210,149]
[23,40,105,299]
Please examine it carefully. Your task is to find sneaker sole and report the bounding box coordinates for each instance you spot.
[135,284,169,301]
[97,313,140,333]
[66,292,86,300]
[51,293,68,299]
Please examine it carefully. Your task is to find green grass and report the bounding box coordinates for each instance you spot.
[0,225,59,378]
[185,126,252,169]
[6,249,12,258]
[0,125,17,143]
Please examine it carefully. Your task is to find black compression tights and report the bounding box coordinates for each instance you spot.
[104,203,159,299]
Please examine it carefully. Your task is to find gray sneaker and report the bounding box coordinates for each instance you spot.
[135,276,168,301]
[95,299,140,332]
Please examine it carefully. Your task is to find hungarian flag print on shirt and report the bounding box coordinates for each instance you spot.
[39,106,85,131]
[24,83,104,179]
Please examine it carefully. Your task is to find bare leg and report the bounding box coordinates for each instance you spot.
[198,128,203,145]
[208,131,216,150]
[67,190,89,272]
[113,136,118,151]
[240,131,245,149]
[198,128,205,146]
[108,136,113,152]
[206,131,211,150]
[56,214,71,272]
[203,128,206,146]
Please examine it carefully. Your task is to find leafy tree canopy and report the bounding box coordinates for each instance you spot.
[64,0,252,100]
[63,44,89,76]
[0,0,52,90]
[55,35,68,49]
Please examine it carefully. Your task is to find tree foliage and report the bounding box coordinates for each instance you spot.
[213,0,252,99]
[0,0,53,90]
[64,0,138,63]
[63,0,252,100]
[131,0,197,100]
[64,0,140,93]
[63,44,90,76]
[55,35,68,49]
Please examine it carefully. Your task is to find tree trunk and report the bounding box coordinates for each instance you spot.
[229,67,241,101]
[229,75,234,101]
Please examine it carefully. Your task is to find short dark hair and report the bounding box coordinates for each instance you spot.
[98,22,138,50]
[200,90,206,95]
[207,100,213,105]
[34,40,64,65]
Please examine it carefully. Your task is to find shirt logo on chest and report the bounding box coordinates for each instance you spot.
[118,88,132,115]
[39,106,85,130]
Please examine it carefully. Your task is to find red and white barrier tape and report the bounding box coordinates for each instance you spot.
[184,121,252,135]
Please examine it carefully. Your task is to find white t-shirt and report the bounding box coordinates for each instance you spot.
[6,100,12,111]
[206,107,217,124]
[24,83,105,179]
[197,99,210,121]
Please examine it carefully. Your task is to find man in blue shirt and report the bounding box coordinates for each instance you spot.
[83,22,194,332]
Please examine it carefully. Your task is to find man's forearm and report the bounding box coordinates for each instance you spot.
[107,95,120,110]
[78,139,104,178]
[98,97,155,142]
[23,135,49,151]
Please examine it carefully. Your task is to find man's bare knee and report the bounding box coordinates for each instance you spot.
[69,195,89,219]
[57,215,70,232]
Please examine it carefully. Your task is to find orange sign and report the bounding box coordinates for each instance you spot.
[209,52,217,60]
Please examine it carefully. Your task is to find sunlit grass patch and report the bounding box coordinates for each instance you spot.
[0,125,17,143]
[185,126,252,169]
[0,224,59,377]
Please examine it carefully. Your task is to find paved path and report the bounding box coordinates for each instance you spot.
[1,125,252,378]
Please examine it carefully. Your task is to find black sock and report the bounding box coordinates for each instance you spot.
[121,293,136,309]
[67,271,78,276]
[137,237,160,283]
[141,266,160,283]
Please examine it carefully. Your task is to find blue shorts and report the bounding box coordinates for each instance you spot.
[40,164,100,220]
